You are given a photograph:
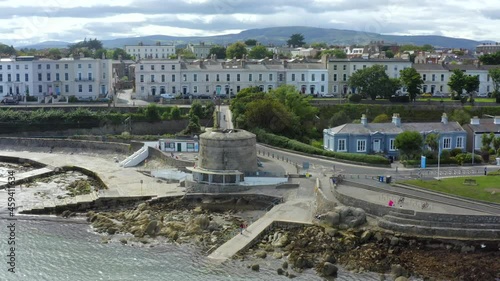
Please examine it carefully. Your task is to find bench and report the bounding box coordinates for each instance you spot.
[463,178,477,185]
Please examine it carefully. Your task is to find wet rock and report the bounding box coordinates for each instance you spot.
[390,237,400,246]
[374,232,384,242]
[461,245,475,253]
[360,230,372,243]
[277,268,284,275]
[61,210,72,218]
[273,252,283,259]
[145,220,158,236]
[379,273,385,281]
[272,233,289,248]
[322,253,336,264]
[325,228,337,237]
[395,277,409,281]
[320,207,366,229]
[321,262,338,277]
[287,273,296,278]
[391,264,407,279]
[120,238,128,244]
[251,264,259,271]
[193,206,203,214]
[255,250,267,259]
[282,261,288,269]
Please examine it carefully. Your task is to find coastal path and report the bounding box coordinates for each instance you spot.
[208,198,313,262]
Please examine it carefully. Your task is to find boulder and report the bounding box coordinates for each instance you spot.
[322,253,336,264]
[61,210,72,218]
[251,264,259,271]
[319,207,366,229]
[322,262,338,277]
[255,251,267,259]
[395,277,409,281]
[391,264,407,279]
[272,252,283,259]
[282,261,288,269]
[390,237,399,246]
[272,233,290,247]
[277,268,284,275]
[145,220,158,236]
[360,230,372,243]
[194,215,210,230]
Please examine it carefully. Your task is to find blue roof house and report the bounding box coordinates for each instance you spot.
[323,113,467,158]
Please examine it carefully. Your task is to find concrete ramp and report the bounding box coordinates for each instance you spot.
[120,145,148,167]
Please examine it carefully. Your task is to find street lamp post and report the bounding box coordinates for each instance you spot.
[140,179,143,196]
[472,134,475,165]
[437,137,441,180]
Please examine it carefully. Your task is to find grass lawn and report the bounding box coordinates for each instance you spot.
[418,97,497,103]
[403,176,500,204]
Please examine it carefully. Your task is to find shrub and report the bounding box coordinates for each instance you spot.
[450,148,463,157]
[440,150,451,160]
[389,95,410,103]
[487,169,500,176]
[372,113,390,123]
[455,153,482,165]
[348,94,362,103]
[68,96,78,103]
[421,93,432,98]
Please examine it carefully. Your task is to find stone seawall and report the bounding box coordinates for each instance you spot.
[0,137,130,154]
[315,178,337,215]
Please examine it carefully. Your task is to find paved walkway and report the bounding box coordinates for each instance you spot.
[0,167,54,187]
[0,150,185,212]
[208,198,313,262]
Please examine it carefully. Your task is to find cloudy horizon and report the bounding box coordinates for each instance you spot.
[0,0,498,47]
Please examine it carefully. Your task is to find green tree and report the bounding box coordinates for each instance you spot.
[209,45,226,59]
[244,98,299,136]
[449,109,471,125]
[399,67,423,101]
[424,133,439,152]
[395,131,423,160]
[144,104,161,121]
[229,86,265,127]
[310,42,328,49]
[182,112,201,135]
[372,113,390,123]
[189,100,204,119]
[176,48,196,59]
[94,48,107,59]
[321,49,347,59]
[479,51,500,65]
[464,75,480,96]
[47,48,62,59]
[385,50,394,58]
[488,68,500,97]
[170,106,181,120]
[328,111,351,127]
[244,39,257,46]
[384,78,402,98]
[448,69,467,99]
[348,65,390,100]
[112,48,132,60]
[287,33,305,47]
[0,44,17,56]
[226,42,247,59]
[248,45,273,59]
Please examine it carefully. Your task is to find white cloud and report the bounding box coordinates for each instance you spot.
[0,0,497,46]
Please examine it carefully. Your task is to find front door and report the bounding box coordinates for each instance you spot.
[177,143,182,152]
[373,139,381,153]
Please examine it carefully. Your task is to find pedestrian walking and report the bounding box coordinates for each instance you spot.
[484,167,487,175]
[239,223,244,234]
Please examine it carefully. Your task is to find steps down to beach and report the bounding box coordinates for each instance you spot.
[208,199,313,262]
[120,145,149,167]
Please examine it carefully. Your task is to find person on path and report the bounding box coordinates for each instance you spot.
[484,167,487,175]
[239,223,244,234]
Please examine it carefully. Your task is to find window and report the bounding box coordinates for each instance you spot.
[88,64,92,69]
[443,137,451,149]
[334,65,337,71]
[7,74,10,82]
[216,74,220,82]
[161,74,165,82]
[193,86,198,93]
[88,73,92,80]
[456,137,464,148]
[236,85,240,92]
[394,66,398,71]
[194,74,198,82]
[422,74,426,81]
[78,64,82,69]
[338,139,346,151]
[38,85,42,93]
[205,74,209,82]
[237,74,240,82]
[161,65,165,70]
[363,65,366,69]
[441,74,445,81]
[172,74,175,82]
[343,65,346,71]
[353,65,357,71]
[343,74,347,81]
[357,139,366,152]
[151,75,155,82]
[89,85,92,92]
[311,74,315,81]
[78,85,83,93]
[259,74,263,81]
[440,85,443,92]
[487,75,490,82]
[171,65,175,70]
[333,85,337,93]
[183,74,187,82]
[64,64,68,69]
[25,74,29,82]
[65,85,69,93]
[151,65,154,70]
[0,86,2,93]
[38,64,41,70]
[269,74,273,81]
[321,85,325,92]
[333,74,337,81]
[46,73,50,81]
[279,73,284,82]
[389,139,396,151]
[384,65,388,70]
[65,73,69,81]
[15,74,19,82]
[172,86,176,93]
[55,73,59,81]
[301,74,305,81]
[249,74,253,81]
[291,74,295,81]
[140,75,144,83]
[15,65,19,70]
[321,74,325,81]
[46,64,50,70]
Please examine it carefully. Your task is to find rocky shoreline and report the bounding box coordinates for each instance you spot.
[240,224,500,281]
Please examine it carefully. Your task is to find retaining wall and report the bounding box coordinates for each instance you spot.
[315,178,337,215]
[0,137,130,154]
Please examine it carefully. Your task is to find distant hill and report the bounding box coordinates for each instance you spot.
[16,26,487,50]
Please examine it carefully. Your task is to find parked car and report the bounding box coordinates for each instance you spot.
[160,93,175,99]
[476,92,488,98]
[1,98,19,105]
[321,93,335,98]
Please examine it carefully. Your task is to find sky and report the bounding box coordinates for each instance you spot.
[0,0,499,46]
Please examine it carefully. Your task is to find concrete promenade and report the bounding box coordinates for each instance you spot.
[0,167,54,187]
[208,198,313,262]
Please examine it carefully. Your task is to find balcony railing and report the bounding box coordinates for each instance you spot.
[74,78,95,82]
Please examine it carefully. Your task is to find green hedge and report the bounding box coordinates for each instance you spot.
[487,169,500,176]
[253,128,390,165]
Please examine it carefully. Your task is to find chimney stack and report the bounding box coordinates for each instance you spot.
[494,116,500,125]
[470,116,480,125]
[392,113,401,127]
[361,114,367,126]
[441,113,448,124]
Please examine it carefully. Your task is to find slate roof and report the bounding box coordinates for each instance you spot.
[326,121,465,135]
[463,119,500,133]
